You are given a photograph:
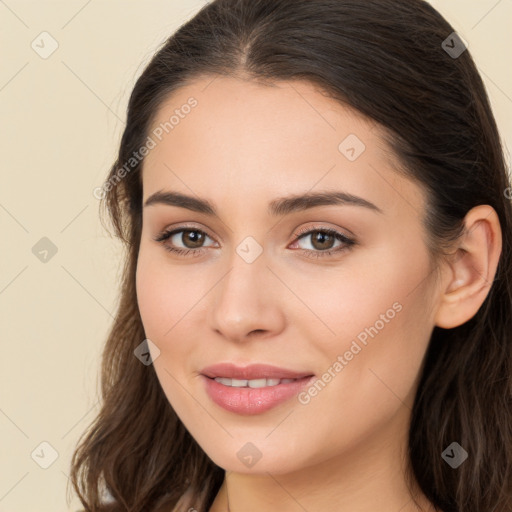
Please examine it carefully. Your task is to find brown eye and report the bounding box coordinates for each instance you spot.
[154,227,216,256]
[291,226,356,259]
[180,229,206,249]
[308,231,337,251]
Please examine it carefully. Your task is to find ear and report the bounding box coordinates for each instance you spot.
[434,205,502,329]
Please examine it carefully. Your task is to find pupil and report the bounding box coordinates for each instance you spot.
[313,231,333,250]
[184,230,204,248]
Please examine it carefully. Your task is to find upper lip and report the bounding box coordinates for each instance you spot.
[201,363,314,380]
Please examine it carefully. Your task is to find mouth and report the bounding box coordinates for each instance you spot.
[200,368,316,415]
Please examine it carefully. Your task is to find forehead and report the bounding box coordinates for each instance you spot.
[147,75,374,155]
[141,75,425,218]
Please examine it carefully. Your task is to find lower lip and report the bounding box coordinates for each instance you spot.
[201,375,315,415]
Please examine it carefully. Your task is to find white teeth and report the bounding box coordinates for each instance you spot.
[248,378,267,388]
[215,377,233,386]
[260,378,280,387]
[213,377,297,388]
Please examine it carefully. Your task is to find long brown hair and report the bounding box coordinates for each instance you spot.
[69,1,512,510]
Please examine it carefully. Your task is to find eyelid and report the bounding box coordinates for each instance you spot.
[292,223,354,240]
[154,222,217,242]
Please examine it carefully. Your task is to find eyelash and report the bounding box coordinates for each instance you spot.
[153,224,356,259]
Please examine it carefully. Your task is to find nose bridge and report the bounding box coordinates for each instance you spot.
[208,238,283,340]
[217,239,269,312]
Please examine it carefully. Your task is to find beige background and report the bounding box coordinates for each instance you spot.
[0,1,511,511]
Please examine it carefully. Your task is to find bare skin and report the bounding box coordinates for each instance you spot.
[136,75,502,512]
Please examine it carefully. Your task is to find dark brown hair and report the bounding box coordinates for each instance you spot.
[69,1,512,511]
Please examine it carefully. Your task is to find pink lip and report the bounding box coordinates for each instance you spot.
[200,362,314,380]
[200,363,315,415]
[202,375,315,415]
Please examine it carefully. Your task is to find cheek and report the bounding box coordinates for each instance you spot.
[297,240,431,346]
[135,251,202,406]
[136,257,168,339]
[135,247,202,340]
[298,241,434,400]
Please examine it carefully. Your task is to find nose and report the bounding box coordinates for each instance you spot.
[207,249,286,343]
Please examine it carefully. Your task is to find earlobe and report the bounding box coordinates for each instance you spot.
[434,205,502,329]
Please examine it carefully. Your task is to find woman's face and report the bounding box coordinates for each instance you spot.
[136,75,441,474]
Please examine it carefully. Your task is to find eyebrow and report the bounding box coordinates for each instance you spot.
[143,190,383,216]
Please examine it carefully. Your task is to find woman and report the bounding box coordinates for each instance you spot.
[69,1,512,511]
